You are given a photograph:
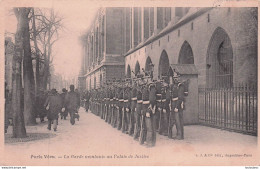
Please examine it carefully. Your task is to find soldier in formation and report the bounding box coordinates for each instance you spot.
[87,68,189,147]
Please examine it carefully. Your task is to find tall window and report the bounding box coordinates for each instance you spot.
[206,27,233,88]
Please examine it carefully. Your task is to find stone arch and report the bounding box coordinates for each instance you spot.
[206,27,233,88]
[126,65,131,78]
[145,56,153,72]
[158,50,170,78]
[135,61,140,74]
[178,41,194,64]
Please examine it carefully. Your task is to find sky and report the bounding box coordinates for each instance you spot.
[4,3,99,79]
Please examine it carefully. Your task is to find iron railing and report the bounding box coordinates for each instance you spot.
[198,83,257,136]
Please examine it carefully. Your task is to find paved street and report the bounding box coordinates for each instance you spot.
[3,107,258,166]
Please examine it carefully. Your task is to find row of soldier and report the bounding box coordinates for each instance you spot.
[83,69,189,147]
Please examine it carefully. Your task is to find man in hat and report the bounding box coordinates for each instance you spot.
[65,85,80,125]
[133,75,144,141]
[44,88,62,131]
[128,78,137,136]
[144,77,157,147]
[169,70,187,140]
[140,76,149,145]
[60,88,68,120]
[117,81,124,130]
[158,76,170,136]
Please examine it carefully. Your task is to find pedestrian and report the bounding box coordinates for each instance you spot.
[65,85,80,125]
[60,88,68,120]
[44,89,62,131]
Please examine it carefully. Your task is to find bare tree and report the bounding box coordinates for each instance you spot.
[11,8,29,137]
[30,8,64,91]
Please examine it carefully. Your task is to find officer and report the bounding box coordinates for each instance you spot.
[169,70,188,140]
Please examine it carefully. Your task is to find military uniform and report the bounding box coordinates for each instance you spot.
[140,80,149,145]
[133,81,143,140]
[144,80,157,147]
[117,86,124,130]
[111,85,117,127]
[128,81,137,135]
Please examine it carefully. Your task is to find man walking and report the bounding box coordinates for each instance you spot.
[44,89,62,131]
[65,85,80,125]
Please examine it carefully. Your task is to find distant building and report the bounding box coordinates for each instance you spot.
[79,8,131,91]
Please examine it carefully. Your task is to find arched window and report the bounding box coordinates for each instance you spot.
[158,50,170,78]
[135,61,140,74]
[126,65,131,78]
[178,41,194,64]
[206,27,233,88]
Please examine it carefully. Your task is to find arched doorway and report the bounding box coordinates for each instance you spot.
[135,61,140,75]
[178,41,194,64]
[206,27,233,88]
[126,65,131,78]
[158,50,170,78]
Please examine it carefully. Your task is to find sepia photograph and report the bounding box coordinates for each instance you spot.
[0,0,259,166]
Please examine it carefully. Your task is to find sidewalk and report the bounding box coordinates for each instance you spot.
[3,107,258,166]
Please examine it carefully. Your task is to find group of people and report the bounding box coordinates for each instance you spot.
[83,69,189,147]
[44,85,81,131]
[4,84,81,133]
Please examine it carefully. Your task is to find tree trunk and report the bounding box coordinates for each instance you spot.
[22,8,36,125]
[11,8,27,138]
[32,8,41,106]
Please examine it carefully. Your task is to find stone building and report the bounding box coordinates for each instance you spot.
[79,7,257,134]
[79,8,131,90]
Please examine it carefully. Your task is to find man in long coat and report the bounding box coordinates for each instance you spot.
[65,85,80,125]
[44,89,62,131]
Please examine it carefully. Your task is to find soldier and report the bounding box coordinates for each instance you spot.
[133,75,143,141]
[113,81,120,128]
[143,77,157,147]
[117,81,124,130]
[122,79,131,133]
[110,83,117,127]
[169,70,188,140]
[140,76,149,145]
[158,76,169,136]
[128,78,137,136]
[104,84,108,121]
